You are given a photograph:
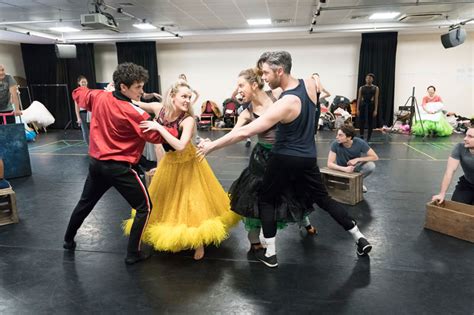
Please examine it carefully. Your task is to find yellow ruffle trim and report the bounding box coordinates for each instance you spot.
[123,210,240,252]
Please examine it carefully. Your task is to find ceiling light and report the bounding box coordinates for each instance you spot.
[247,19,272,26]
[49,26,80,33]
[133,23,157,30]
[369,12,400,20]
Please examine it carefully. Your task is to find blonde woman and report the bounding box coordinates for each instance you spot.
[123,80,239,260]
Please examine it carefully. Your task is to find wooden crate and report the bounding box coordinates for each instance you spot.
[424,200,474,243]
[0,187,19,226]
[320,167,363,205]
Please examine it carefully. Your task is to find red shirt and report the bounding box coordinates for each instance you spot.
[72,87,176,164]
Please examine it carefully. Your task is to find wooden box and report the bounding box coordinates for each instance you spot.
[424,200,474,243]
[320,167,363,205]
[0,187,19,226]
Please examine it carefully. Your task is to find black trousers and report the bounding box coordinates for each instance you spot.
[358,101,375,140]
[64,158,152,255]
[314,103,321,135]
[452,176,474,205]
[258,153,355,238]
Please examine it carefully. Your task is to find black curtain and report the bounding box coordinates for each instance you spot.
[357,32,398,127]
[116,41,160,93]
[21,44,96,129]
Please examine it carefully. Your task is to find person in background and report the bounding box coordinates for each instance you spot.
[357,73,379,142]
[0,64,21,124]
[74,76,90,145]
[412,85,453,137]
[327,124,378,193]
[311,73,331,134]
[432,127,474,205]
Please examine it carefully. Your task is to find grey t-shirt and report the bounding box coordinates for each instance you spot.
[0,74,16,112]
[451,143,474,184]
[330,137,370,166]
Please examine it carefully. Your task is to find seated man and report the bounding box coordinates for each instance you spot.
[432,127,474,205]
[327,124,379,192]
[0,148,10,189]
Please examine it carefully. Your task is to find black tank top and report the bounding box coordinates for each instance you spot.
[272,79,317,158]
[361,85,377,103]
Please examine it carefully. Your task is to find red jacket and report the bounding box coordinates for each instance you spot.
[72,87,176,164]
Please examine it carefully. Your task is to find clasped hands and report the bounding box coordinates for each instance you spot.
[343,158,361,173]
[196,138,213,161]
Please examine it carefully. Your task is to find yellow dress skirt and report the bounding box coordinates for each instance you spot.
[123,143,240,252]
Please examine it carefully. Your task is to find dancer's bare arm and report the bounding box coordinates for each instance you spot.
[432,157,460,204]
[133,100,163,117]
[197,95,299,156]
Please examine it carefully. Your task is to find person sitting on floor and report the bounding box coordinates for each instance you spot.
[412,85,453,137]
[432,127,474,205]
[327,124,379,193]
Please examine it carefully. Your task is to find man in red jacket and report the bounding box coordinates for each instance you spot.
[64,63,175,264]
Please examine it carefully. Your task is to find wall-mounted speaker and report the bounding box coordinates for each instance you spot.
[441,27,467,49]
[55,44,77,58]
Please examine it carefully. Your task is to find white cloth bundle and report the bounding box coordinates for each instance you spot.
[334,107,352,120]
[21,101,55,127]
[418,101,444,122]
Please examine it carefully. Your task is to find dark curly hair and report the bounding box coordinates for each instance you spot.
[339,124,356,139]
[113,62,149,89]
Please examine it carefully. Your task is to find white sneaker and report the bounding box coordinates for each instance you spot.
[363,185,368,193]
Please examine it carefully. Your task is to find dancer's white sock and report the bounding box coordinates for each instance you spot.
[348,225,365,242]
[259,229,266,246]
[264,237,276,257]
[299,216,311,228]
[247,228,261,244]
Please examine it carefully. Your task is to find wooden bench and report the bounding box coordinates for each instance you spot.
[0,187,19,226]
[425,200,474,243]
[320,167,363,205]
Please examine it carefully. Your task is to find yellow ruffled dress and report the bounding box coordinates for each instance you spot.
[123,143,240,252]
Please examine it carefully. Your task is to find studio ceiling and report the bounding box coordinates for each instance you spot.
[0,0,473,43]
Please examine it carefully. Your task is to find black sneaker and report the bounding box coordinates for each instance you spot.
[254,248,278,268]
[356,237,372,256]
[63,240,76,250]
[124,252,151,265]
[248,243,264,253]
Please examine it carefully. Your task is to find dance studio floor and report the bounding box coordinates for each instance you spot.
[1,129,473,314]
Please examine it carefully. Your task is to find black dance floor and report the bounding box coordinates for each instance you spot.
[1,129,473,314]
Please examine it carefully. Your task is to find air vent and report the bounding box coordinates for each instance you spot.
[350,15,369,20]
[273,19,292,25]
[398,13,444,22]
[117,3,135,7]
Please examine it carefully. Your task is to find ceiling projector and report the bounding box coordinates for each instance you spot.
[80,13,119,32]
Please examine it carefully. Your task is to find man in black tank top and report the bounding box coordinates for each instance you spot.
[197,51,372,268]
